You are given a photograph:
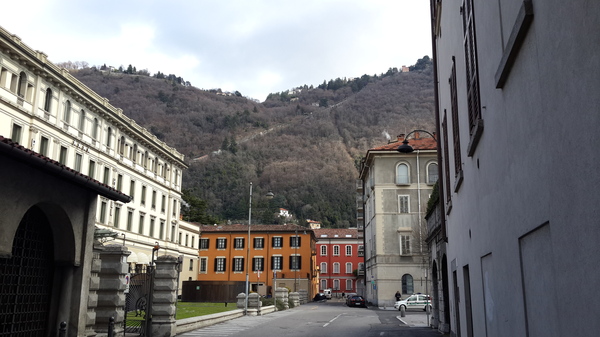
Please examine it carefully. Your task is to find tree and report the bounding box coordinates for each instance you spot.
[181,189,218,224]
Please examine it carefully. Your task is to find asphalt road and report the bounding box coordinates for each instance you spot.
[177,299,445,337]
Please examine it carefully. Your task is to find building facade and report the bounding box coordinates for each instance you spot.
[314,228,364,298]
[359,133,437,307]
[431,0,600,336]
[0,25,196,297]
[196,224,318,299]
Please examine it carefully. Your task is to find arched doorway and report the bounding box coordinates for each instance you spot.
[0,206,55,336]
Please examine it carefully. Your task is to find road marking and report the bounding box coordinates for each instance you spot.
[323,313,343,327]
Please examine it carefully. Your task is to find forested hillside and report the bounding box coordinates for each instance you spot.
[72,57,435,227]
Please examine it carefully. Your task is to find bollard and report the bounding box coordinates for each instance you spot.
[58,321,67,337]
[400,306,406,317]
[107,316,114,337]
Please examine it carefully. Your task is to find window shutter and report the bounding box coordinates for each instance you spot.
[223,239,227,249]
[241,258,244,272]
[214,258,218,272]
[252,258,256,271]
[298,257,302,270]
[241,238,245,249]
[260,258,264,271]
[289,236,293,246]
[271,256,275,270]
[289,256,293,268]
[232,258,236,272]
[280,257,284,270]
[272,237,275,247]
[298,237,301,247]
[206,239,209,249]
[223,259,226,271]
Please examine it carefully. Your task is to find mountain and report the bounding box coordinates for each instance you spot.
[71,57,435,227]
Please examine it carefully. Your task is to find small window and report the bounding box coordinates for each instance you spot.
[396,163,409,184]
[346,279,353,291]
[215,258,226,272]
[151,190,157,209]
[290,236,301,248]
[100,201,107,223]
[126,210,133,231]
[159,221,165,240]
[320,262,327,274]
[427,162,439,184]
[88,160,96,178]
[199,257,208,273]
[189,258,194,272]
[129,180,136,199]
[289,255,301,270]
[117,174,123,191]
[233,257,244,272]
[114,207,121,228]
[106,127,112,147]
[149,218,155,237]
[320,245,327,256]
[79,109,86,131]
[234,238,244,249]
[217,238,227,249]
[93,118,99,139]
[39,136,49,156]
[402,274,414,294]
[74,153,83,172]
[254,237,264,249]
[333,245,340,256]
[63,100,71,124]
[398,195,409,213]
[139,214,145,234]
[400,234,411,255]
[333,262,340,274]
[44,88,52,112]
[345,245,352,256]
[11,124,22,144]
[272,237,282,248]
[141,185,147,205]
[200,238,209,249]
[59,146,68,165]
[103,167,110,185]
[252,257,264,271]
[346,262,352,274]
[271,256,283,270]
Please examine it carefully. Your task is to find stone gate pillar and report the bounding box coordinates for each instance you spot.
[275,287,289,310]
[151,255,179,337]
[95,245,130,336]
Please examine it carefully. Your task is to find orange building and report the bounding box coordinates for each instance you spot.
[197,224,318,299]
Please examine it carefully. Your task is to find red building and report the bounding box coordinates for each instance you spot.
[314,228,364,298]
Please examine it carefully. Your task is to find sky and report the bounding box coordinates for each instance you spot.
[2,0,432,102]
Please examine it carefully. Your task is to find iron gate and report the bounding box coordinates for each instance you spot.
[124,266,154,336]
[0,207,54,337]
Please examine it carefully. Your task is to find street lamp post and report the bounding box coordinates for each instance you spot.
[396,129,437,153]
[294,228,298,292]
[244,182,253,315]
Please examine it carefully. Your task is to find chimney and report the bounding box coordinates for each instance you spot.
[414,131,420,140]
[398,134,405,141]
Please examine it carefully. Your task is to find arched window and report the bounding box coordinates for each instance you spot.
[63,100,71,124]
[17,72,27,98]
[427,162,438,184]
[119,136,125,155]
[79,109,86,131]
[106,127,112,147]
[132,144,138,162]
[401,274,414,294]
[92,118,99,139]
[396,163,409,184]
[320,262,327,274]
[44,88,52,112]
[320,279,327,290]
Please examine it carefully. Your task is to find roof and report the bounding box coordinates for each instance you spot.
[199,223,312,235]
[0,136,132,203]
[370,132,437,152]
[313,228,359,240]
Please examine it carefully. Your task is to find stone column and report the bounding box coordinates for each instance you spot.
[275,287,289,310]
[248,293,262,316]
[289,292,300,307]
[298,289,308,304]
[95,245,130,336]
[151,255,179,337]
[85,246,102,336]
[236,292,246,309]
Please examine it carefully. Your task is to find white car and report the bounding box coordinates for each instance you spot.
[394,294,432,312]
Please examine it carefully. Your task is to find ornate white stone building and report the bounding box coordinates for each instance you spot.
[0,25,198,297]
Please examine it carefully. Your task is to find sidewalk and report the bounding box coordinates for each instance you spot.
[378,306,433,328]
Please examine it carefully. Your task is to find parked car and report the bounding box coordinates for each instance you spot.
[394,294,431,312]
[347,295,367,308]
[313,293,327,301]
[323,288,332,299]
[344,292,358,305]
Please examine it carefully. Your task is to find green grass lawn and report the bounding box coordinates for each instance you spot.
[175,302,238,319]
